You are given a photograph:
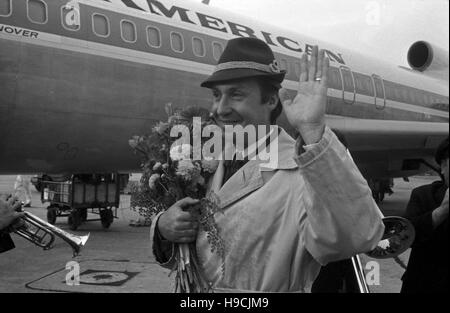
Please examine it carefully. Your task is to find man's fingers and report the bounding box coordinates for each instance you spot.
[299,53,308,82]
[7,196,16,205]
[177,237,197,244]
[13,212,25,219]
[177,197,200,208]
[321,56,330,86]
[174,221,198,231]
[316,49,325,79]
[308,46,318,82]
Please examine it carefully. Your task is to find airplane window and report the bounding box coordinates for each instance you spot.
[355,74,374,97]
[192,37,206,57]
[0,0,11,16]
[27,0,47,24]
[93,14,110,37]
[212,42,224,61]
[121,20,136,43]
[327,67,341,90]
[341,69,354,92]
[170,32,184,53]
[147,26,161,48]
[61,5,80,31]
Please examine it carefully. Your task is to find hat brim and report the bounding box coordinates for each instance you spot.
[201,69,285,88]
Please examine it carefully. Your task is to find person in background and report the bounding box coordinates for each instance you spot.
[401,137,449,293]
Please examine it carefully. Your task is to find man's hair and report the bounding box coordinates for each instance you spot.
[435,136,449,165]
[255,77,282,125]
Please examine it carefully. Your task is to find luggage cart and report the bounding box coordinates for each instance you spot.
[41,174,120,230]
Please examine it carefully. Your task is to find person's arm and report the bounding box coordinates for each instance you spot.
[432,189,448,228]
[150,198,199,269]
[0,195,24,253]
[0,231,15,253]
[294,127,385,265]
[279,46,384,265]
[150,212,176,269]
[406,188,448,245]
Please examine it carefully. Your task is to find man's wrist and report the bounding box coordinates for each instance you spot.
[297,123,326,145]
[155,214,168,241]
[432,205,448,228]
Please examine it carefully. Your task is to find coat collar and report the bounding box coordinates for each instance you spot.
[210,126,298,209]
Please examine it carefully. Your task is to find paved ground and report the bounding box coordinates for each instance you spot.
[0,174,440,293]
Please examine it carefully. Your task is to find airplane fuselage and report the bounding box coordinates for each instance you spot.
[0,0,448,179]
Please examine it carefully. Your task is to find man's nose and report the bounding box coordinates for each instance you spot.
[215,96,232,116]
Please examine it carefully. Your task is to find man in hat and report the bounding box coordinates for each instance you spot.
[151,37,384,292]
[401,137,449,293]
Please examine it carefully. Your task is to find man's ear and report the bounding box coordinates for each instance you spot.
[266,93,279,110]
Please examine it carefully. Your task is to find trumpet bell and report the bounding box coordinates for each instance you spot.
[366,216,416,259]
[13,211,90,257]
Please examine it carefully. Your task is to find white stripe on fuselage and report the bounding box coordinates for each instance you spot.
[0,24,448,119]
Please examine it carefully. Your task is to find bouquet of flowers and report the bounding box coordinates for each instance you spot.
[129,104,224,293]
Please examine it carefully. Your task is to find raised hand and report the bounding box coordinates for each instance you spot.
[279,46,329,144]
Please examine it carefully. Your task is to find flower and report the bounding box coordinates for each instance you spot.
[153,122,170,135]
[170,144,192,161]
[201,159,219,174]
[128,136,143,149]
[153,162,162,171]
[176,160,200,181]
[148,173,161,190]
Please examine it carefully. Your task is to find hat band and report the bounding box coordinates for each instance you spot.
[214,60,282,74]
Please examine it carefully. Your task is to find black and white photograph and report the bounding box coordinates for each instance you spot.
[0,0,448,300]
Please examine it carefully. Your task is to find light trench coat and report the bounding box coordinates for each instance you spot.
[150,127,385,292]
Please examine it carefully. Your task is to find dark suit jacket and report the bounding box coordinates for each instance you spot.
[401,180,448,293]
[0,231,15,253]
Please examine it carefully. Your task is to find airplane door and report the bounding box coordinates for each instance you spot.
[339,66,356,105]
[371,74,386,110]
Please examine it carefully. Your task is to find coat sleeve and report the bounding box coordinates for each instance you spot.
[150,212,177,270]
[294,127,385,265]
[0,231,15,254]
[404,188,434,246]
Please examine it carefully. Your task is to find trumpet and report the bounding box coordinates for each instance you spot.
[11,210,90,257]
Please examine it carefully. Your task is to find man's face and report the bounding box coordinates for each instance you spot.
[210,78,274,129]
[441,157,449,187]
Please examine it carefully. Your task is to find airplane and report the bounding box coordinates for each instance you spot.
[0,0,448,193]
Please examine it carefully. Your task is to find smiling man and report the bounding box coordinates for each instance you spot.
[150,37,385,292]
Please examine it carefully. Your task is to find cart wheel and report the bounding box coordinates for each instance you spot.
[100,209,114,229]
[46,206,58,225]
[68,211,81,231]
[80,209,88,222]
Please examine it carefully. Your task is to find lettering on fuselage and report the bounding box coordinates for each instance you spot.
[101,0,346,64]
[0,25,39,38]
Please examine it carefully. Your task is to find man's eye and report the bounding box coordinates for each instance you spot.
[232,93,244,99]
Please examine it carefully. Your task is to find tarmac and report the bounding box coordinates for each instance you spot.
[0,174,440,293]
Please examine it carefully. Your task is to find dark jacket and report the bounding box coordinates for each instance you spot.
[0,231,15,253]
[401,181,448,293]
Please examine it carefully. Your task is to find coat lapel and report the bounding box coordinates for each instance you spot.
[216,160,265,209]
[207,127,299,210]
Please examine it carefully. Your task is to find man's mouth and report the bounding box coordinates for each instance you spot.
[217,119,241,125]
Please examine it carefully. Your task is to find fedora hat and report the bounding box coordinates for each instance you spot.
[201,37,286,88]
